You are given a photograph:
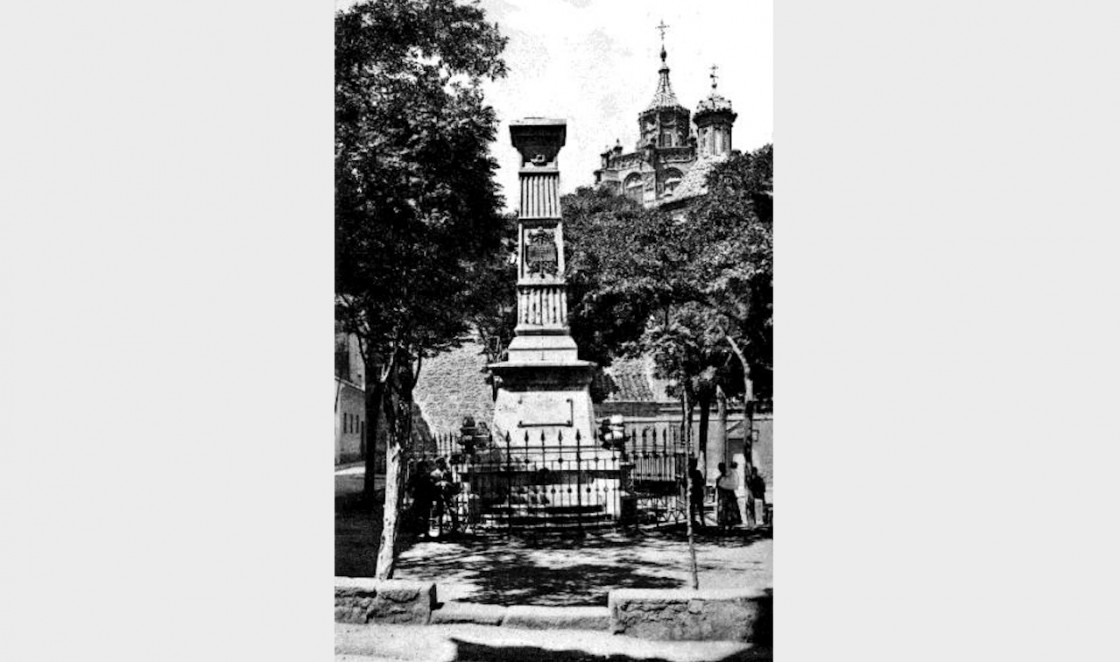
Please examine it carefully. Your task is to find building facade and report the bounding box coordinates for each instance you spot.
[334,330,368,466]
[593,41,738,212]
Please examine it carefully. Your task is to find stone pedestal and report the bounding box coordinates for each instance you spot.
[489,362,598,457]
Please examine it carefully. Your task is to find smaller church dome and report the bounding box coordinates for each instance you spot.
[695,65,735,118]
[696,91,733,114]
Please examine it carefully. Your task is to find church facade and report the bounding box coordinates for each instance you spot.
[593,40,738,212]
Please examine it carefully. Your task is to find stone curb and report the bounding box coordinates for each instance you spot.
[502,605,611,631]
[429,601,508,626]
[609,587,773,643]
[334,579,773,645]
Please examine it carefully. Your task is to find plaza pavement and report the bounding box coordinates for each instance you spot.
[337,464,772,606]
[392,527,772,607]
[336,622,769,661]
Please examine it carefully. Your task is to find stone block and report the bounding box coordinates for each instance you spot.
[503,605,610,630]
[334,577,437,625]
[608,587,772,642]
[429,601,508,626]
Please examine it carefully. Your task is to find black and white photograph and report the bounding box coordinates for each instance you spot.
[5,0,1120,660]
[334,0,773,658]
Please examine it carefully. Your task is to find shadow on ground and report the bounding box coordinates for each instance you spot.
[335,489,390,578]
[394,526,772,607]
[449,639,771,662]
[336,478,772,605]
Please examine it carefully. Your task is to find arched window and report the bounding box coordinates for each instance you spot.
[624,173,644,203]
[662,168,683,195]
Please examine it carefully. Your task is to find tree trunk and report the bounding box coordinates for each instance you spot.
[681,383,699,591]
[726,335,755,470]
[374,437,403,580]
[374,358,419,581]
[362,377,387,503]
[716,385,728,466]
[697,391,711,479]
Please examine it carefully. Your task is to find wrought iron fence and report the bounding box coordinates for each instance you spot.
[397,421,714,533]
[403,429,624,533]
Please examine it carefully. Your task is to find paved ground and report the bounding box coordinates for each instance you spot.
[393,527,772,607]
[336,464,383,501]
[336,623,770,661]
[336,464,386,578]
[337,464,773,608]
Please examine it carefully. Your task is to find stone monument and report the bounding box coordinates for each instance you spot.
[488,118,607,461]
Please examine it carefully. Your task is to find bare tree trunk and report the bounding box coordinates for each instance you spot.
[374,356,421,581]
[362,378,386,503]
[697,391,711,479]
[374,437,403,580]
[682,383,699,591]
[717,385,728,465]
[726,335,755,469]
[361,346,396,504]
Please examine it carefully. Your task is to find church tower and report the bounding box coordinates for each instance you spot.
[637,37,692,151]
[593,21,739,208]
[694,66,738,158]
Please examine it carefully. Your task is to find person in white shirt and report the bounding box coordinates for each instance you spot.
[716,462,742,532]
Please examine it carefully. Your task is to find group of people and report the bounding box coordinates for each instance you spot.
[688,457,767,533]
[406,457,460,538]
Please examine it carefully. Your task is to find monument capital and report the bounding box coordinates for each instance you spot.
[509,118,567,169]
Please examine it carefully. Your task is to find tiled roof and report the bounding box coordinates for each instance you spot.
[596,356,675,403]
[646,46,686,112]
[665,154,727,203]
[646,65,683,110]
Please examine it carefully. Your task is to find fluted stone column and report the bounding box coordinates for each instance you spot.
[487,118,604,458]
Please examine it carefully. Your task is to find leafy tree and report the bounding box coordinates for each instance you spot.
[335,0,507,579]
[562,187,692,363]
[468,212,519,398]
[687,145,774,453]
[561,145,774,587]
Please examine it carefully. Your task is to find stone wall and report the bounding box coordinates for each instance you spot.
[335,578,437,625]
[609,587,772,643]
[413,337,494,437]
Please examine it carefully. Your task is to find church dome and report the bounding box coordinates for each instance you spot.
[695,66,736,119]
[696,91,733,114]
[645,46,686,112]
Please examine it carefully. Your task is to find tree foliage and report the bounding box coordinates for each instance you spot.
[687,144,774,400]
[562,187,660,368]
[335,0,507,579]
[561,144,774,407]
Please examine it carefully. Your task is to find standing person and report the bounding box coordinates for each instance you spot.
[407,459,435,539]
[430,457,460,536]
[716,462,742,533]
[748,466,767,527]
[687,457,707,530]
